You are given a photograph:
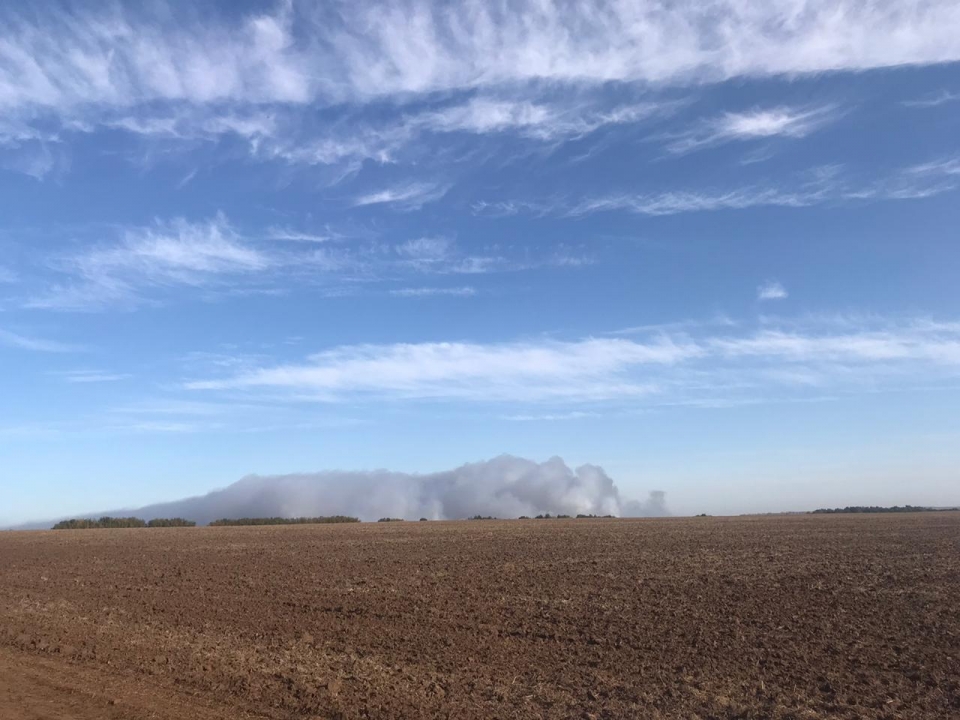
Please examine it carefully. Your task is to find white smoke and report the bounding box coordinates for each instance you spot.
[95,455,668,524]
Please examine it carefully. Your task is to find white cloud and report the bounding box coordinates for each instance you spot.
[352,182,449,210]
[665,105,837,154]
[0,266,16,283]
[186,337,687,401]
[323,1,960,96]
[28,215,271,310]
[0,4,308,110]
[758,281,788,301]
[0,1,957,114]
[0,1,958,175]
[390,286,477,297]
[184,317,960,405]
[102,109,278,143]
[0,328,80,352]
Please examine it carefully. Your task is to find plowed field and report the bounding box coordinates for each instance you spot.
[1,514,958,719]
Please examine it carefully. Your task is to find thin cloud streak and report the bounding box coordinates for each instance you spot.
[391,286,477,297]
[352,182,450,210]
[902,90,960,108]
[411,97,669,141]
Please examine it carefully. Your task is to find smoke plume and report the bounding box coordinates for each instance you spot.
[71,455,668,525]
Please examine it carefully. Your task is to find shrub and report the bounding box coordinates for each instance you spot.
[377,517,404,522]
[468,515,497,520]
[419,518,429,521]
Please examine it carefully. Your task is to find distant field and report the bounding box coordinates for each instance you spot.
[2,514,958,719]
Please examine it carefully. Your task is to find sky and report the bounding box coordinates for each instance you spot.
[1,0,959,525]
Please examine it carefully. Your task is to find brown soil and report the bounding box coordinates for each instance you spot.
[1,514,958,719]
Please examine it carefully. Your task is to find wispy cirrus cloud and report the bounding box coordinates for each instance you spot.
[664,105,838,154]
[905,156,960,177]
[477,160,960,218]
[27,215,270,310]
[1,1,958,114]
[22,216,583,311]
[184,316,960,405]
[902,90,960,108]
[0,327,81,353]
[0,1,958,178]
[411,97,669,142]
[53,370,130,383]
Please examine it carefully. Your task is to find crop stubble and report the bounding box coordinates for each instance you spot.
[1,514,958,719]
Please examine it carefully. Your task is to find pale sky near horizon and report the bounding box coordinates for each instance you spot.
[2,0,960,525]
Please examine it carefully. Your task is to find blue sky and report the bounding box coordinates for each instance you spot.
[1,0,959,524]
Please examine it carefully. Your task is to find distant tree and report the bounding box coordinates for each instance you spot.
[377,517,404,522]
[147,518,196,527]
[419,518,429,522]
[52,519,99,530]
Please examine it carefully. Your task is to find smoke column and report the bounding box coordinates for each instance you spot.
[72,455,668,524]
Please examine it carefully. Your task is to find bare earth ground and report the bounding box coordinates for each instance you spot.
[1,514,958,719]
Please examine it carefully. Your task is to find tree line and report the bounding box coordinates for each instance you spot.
[811,505,944,514]
[52,517,196,529]
[208,516,360,526]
